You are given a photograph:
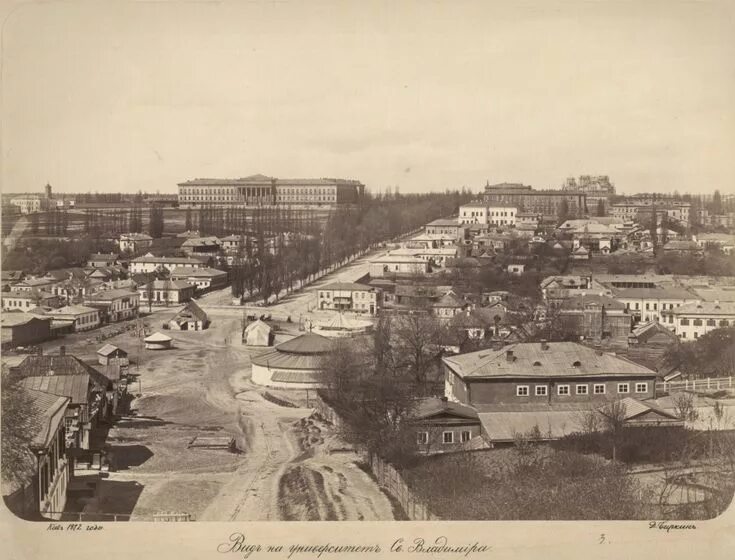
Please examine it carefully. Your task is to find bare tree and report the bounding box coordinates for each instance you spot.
[672,392,699,422]
[598,398,628,462]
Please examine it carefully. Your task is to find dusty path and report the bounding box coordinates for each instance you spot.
[98,312,393,521]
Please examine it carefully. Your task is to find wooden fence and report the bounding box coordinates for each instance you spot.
[313,394,438,520]
[659,376,733,393]
[366,452,439,521]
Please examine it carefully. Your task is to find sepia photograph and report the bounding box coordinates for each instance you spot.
[1,0,735,545]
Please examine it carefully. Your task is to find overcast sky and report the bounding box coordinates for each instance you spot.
[2,1,735,196]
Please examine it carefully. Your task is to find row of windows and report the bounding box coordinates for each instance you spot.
[626,302,683,311]
[516,382,648,396]
[679,318,733,327]
[417,430,472,445]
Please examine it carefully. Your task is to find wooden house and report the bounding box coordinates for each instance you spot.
[168,300,210,331]
[97,344,129,366]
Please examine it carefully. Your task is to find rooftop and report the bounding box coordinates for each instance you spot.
[611,287,696,300]
[669,301,735,315]
[443,342,656,380]
[170,266,227,277]
[426,219,460,227]
[1,313,52,327]
[320,282,375,292]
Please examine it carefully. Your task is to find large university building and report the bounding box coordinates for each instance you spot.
[177,174,365,206]
[482,182,587,218]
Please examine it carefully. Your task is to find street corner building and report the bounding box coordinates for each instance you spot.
[250,332,333,389]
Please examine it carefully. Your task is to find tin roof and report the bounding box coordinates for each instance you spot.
[443,342,656,380]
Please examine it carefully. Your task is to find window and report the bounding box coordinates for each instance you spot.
[516,385,529,396]
[535,385,548,396]
[576,384,589,395]
[442,431,454,444]
[593,384,606,394]
[681,318,690,325]
[707,319,716,326]
[720,320,729,327]
[617,383,630,394]
[645,303,650,310]
[635,382,648,393]
[558,385,570,395]
[417,432,429,445]
[693,319,702,326]
[461,431,471,443]
[635,303,640,310]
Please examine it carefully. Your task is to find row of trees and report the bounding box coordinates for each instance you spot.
[229,191,470,304]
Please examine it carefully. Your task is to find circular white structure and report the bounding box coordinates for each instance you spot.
[250,332,332,389]
[144,331,173,350]
[312,314,373,338]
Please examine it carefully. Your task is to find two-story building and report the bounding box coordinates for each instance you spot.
[316,282,381,315]
[458,203,517,227]
[84,289,140,322]
[119,233,153,254]
[128,254,209,274]
[611,287,698,323]
[663,301,735,340]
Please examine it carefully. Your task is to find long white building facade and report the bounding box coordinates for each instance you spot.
[177,174,365,206]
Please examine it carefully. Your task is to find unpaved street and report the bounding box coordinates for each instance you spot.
[94,310,393,521]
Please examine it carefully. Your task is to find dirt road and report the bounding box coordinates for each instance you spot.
[97,311,393,521]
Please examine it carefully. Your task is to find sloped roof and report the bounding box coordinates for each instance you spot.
[181,237,221,247]
[170,266,227,278]
[670,301,735,316]
[1,313,52,328]
[270,370,326,384]
[411,397,480,421]
[244,319,272,333]
[174,300,209,322]
[562,294,626,311]
[276,333,332,354]
[20,374,91,405]
[433,292,466,309]
[320,282,374,292]
[426,219,459,227]
[22,388,70,449]
[97,344,127,357]
[611,287,696,300]
[48,305,99,316]
[443,342,657,380]
[144,332,172,342]
[86,288,138,301]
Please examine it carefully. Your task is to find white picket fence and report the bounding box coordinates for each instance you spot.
[659,376,733,393]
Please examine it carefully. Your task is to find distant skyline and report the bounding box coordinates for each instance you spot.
[2,1,735,196]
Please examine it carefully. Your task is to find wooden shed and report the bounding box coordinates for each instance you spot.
[97,344,129,366]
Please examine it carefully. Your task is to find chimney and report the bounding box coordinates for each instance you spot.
[59,345,66,356]
[506,350,515,362]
